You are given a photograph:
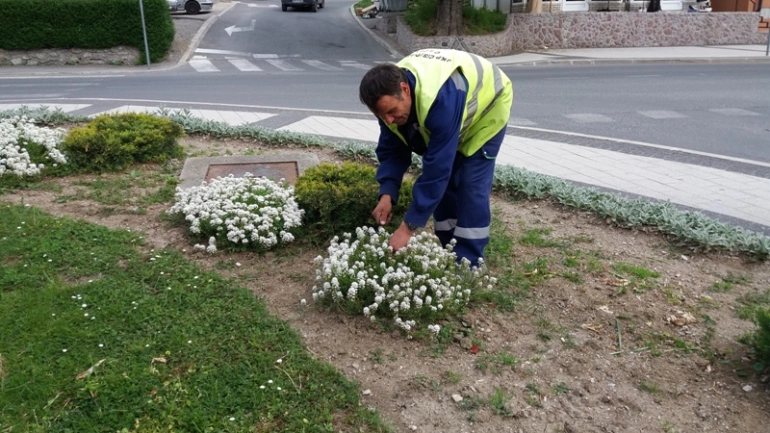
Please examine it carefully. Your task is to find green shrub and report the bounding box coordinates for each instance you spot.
[0,0,174,63]
[749,308,770,370]
[404,0,507,36]
[462,5,507,35]
[404,0,438,36]
[295,162,413,242]
[62,113,184,173]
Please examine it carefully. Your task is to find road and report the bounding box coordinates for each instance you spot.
[0,0,768,165]
[193,0,393,62]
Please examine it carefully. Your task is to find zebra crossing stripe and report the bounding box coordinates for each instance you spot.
[266,59,303,71]
[638,110,687,119]
[339,61,373,70]
[709,108,760,116]
[301,60,342,71]
[227,58,263,72]
[565,113,614,123]
[189,56,219,73]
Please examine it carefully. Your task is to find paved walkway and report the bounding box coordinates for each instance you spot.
[2,101,767,235]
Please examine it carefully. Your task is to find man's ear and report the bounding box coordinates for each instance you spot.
[400,81,410,99]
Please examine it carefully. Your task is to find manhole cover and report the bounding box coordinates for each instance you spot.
[204,161,299,184]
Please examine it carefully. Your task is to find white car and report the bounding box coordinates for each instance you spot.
[167,0,213,14]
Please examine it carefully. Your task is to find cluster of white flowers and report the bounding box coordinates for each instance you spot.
[0,116,67,177]
[311,226,496,335]
[168,174,304,251]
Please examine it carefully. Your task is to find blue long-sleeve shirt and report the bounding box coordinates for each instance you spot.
[375,70,468,228]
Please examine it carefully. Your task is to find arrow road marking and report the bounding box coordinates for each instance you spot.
[225,19,256,37]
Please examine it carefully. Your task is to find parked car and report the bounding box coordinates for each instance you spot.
[167,0,213,14]
[281,0,324,12]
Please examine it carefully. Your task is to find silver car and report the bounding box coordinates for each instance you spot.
[167,0,213,14]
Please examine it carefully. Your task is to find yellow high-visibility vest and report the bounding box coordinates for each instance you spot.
[385,48,513,157]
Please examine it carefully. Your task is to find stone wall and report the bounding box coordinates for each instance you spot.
[510,12,767,49]
[394,11,766,53]
[0,46,140,67]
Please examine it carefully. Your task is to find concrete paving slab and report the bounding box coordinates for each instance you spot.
[278,116,380,142]
[500,135,770,227]
[178,153,320,190]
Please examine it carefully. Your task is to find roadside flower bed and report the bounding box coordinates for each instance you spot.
[168,174,304,252]
[0,116,67,177]
[311,226,496,335]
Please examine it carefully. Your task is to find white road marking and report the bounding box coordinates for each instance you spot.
[189,56,219,73]
[709,108,760,116]
[301,60,342,71]
[564,113,614,123]
[638,110,687,119]
[195,48,252,57]
[266,59,303,71]
[339,60,372,70]
[227,58,263,72]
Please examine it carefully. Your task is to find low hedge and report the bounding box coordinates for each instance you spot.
[62,113,185,172]
[0,0,174,63]
[295,162,414,242]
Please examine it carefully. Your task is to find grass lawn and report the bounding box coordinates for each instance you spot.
[0,203,387,433]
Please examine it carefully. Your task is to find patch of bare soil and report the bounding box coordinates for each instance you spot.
[4,137,770,433]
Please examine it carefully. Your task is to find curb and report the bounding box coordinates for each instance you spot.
[348,5,405,59]
[175,1,238,69]
[492,55,770,67]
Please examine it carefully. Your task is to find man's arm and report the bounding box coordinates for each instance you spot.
[375,118,412,206]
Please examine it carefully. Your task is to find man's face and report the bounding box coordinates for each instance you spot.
[375,81,411,126]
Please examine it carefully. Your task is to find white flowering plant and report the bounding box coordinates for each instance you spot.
[0,116,67,178]
[167,174,304,253]
[311,226,496,335]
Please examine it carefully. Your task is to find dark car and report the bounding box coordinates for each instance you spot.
[281,0,324,12]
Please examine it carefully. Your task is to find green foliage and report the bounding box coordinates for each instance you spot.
[493,165,770,261]
[404,0,507,36]
[461,4,507,34]
[0,105,90,127]
[519,227,563,248]
[612,262,660,279]
[0,0,174,63]
[404,0,438,36]
[748,308,770,370]
[62,113,184,173]
[0,203,388,432]
[295,162,413,241]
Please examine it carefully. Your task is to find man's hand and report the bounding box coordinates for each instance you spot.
[388,221,414,253]
[372,195,393,226]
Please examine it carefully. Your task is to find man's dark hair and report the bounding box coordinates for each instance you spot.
[359,63,407,112]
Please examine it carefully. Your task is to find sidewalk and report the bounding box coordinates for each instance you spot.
[488,44,770,66]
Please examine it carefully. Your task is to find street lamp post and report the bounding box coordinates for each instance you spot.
[138,0,152,68]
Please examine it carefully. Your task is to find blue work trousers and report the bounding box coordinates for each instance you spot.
[433,127,506,266]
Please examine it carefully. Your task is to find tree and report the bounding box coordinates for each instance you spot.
[526,0,543,13]
[435,0,463,36]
